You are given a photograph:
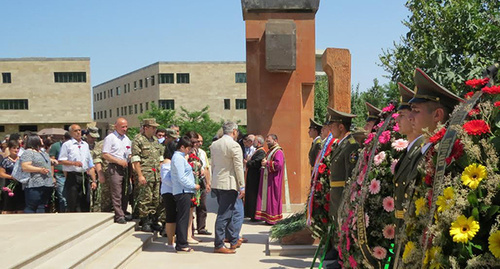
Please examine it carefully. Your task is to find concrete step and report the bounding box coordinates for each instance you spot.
[37,221,136,269]
[85,231,155,269]
[1,213,114,269]
[267,237,319,256]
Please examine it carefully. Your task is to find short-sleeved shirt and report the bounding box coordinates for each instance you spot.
[0,156,16,175]
[58,138,94,172]
[49,141,63,173]
[102,131,131,160]
[20,149,53,188]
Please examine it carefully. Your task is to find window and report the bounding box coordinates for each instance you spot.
[127,83,130,93]
[134,81,137,90]
[139,79,143,89]
[140,103,143,113]
[2,73,11,83]
[54,72,86,83]
[145,102,149,111]
[99,92,102,100]
[124,106,127,115]
[0,126,4,132]
[100,111,103,119]
[236,99,247,110]
[117,108,119,117]
[176,73,190,84]
[145,78,148,88]
[159,73,174,84]
[224,99,230,110]
[129,105,133,115]
[103,91,106,99]
[151,100,154,107]
[0,99,28,110]
[109,109,112,118]
[19,125,37,132]
[235,73,247,83]
[134,104,138,114]
[117,86,121,96]
[104,110,107,118]
[109,89,113,97]
[94,112,96,119]
[150,75,155,86]
[159,99,175,110]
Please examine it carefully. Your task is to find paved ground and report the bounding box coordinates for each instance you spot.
[126,195,317,269]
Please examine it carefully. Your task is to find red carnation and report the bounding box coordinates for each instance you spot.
[193,202,198,206]
[323,203,330,212]
[191,198,196,202]
[446,139,464,165]
[327,170,331,176]
[126,146,131,149]
[495,101,500,108]
[189,163,194,168]
[152,168,156,172]
[424,174,433,186]
[429,127,446,144]
[465,77,489,88]
[315,182,323,191]
[482,85,500,95]
[318,163,327,174]
[78,145,81,149]
[464,91,475,99]
[468,108,480,117]
[326,193,331,202]
[321,218,328,224]
[463,120,490,136]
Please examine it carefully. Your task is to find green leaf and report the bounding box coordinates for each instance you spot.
[471,243,482,251]
[487,205,500,219]
[467,192,478,206]
[472,207,479,221]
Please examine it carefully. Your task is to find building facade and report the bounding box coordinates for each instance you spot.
[92,61,247,132]
[0,57,91,136]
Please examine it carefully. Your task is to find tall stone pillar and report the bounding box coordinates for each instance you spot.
[242,0,319,203]
[322,48,352,112]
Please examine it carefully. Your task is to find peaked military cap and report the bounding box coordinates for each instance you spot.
[365,102,381,122]
[409,68,464,109]
[397,82,414,111]
[309,118,322,130]
[165,128,179,139]
[141,118,160,127]
[327,107,356,124]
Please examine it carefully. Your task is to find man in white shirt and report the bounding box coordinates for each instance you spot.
[58,124,97,212]
[102,118,132,224]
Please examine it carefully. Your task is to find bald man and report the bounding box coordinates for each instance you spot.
[102,118,132,223]
[58,124,97,212]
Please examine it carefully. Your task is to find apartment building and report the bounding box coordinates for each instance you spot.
[0,57,91,136]
[92,61,247,132]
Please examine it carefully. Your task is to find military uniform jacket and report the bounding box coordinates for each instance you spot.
[308,136,322,167]
[91,140,109,172]
[329,133,360,219]
[393,136,425,223]
[131,134,164,182]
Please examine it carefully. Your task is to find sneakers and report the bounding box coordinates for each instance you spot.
[214,247,236,254]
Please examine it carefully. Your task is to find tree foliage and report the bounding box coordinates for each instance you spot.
[380,0,500,94]
[314,75,329,124]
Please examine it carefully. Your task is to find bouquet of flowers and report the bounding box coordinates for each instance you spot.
[188,153,202,206]
[401,76,500,268]
[307,135,337,238]
[338,103,406,268]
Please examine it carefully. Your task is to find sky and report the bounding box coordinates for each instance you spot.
[1,1,410,91]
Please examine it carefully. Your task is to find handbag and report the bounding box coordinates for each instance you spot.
[11,160,30,184]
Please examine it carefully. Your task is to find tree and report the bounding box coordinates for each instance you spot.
[177,106,223,152]
[380,0,500,94]
[314,75,329,124]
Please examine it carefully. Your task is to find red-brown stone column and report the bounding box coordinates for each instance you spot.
[322,48,352,112]
[242,1,319,203]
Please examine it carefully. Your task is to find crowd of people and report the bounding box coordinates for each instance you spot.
[0,117,287,254]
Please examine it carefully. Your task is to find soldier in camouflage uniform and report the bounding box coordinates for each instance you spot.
[87,127,113,213]
[131,118,164,232]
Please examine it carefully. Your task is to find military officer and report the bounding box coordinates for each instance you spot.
[131,118,164,232]
[308,118,323,167]
[88,126,114,213]
[364,102,382,132]
[393,69,463,265]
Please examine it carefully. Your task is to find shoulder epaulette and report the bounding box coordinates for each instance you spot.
[348,137,356,144]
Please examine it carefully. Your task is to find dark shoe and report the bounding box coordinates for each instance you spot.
[230,240,243,249]
[124,214,133,221]
[115,217,127,224]
[214,247,236,254]
[152,222,163,232]
[198,229,212,235]
[141,217,153,232]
